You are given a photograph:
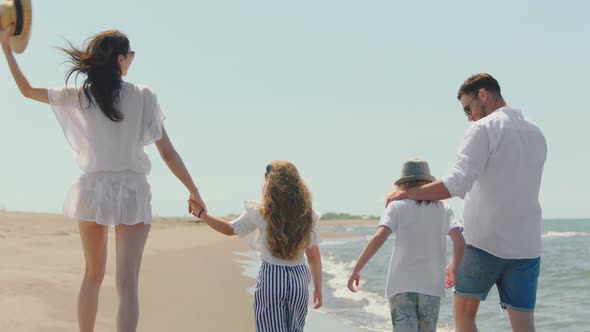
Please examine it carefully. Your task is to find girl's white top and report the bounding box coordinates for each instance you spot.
[379,200,462,298]
[48,82,165,174]
[231,201,321,266]
[48,82,165,226]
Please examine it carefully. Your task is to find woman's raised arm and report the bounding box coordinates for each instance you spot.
[1,22,48,104]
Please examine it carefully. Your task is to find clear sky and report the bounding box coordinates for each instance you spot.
[1,1,588,218]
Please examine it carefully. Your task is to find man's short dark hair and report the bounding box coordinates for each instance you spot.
[457,73,502,100]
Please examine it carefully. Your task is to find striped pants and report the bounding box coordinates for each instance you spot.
[254,261,311,332]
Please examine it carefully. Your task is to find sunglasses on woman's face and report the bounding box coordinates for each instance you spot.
[127,50,136,58]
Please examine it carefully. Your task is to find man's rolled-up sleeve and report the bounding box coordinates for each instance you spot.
[442,125,491,199]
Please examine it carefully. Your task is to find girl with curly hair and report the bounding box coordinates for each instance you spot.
[190,160,322,332]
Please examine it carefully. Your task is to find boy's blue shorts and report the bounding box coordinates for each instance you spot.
[455,245,540,312]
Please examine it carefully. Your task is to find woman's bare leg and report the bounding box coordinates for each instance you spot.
[114,223,150,332]
[78,221,109,332]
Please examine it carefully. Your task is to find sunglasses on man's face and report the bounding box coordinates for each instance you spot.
[127,50,136,57]
[463,94,477,116]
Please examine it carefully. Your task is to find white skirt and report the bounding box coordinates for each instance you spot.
[63,170,152,226]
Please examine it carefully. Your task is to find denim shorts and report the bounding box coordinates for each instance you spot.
[455,245,540,312]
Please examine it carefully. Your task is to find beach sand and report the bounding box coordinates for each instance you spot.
[0,211,254,332]
[0,211,364,332]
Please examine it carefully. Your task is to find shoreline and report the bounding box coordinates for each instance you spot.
[4,210,583,331]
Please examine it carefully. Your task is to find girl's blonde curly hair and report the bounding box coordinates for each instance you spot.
[261,160,314,260]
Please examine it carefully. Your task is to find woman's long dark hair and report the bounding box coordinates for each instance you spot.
[60,30,131,122]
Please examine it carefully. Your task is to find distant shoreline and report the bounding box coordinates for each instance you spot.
[1,209,587,222]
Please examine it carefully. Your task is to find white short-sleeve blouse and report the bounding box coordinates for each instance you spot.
[48,82,165,174]
[231,201,321,266]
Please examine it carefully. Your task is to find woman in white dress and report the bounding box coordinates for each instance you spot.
[1,26,206,332]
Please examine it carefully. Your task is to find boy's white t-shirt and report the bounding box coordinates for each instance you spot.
[379,199,462,299]
[230,201,321,266]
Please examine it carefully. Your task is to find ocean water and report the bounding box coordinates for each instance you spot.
[316,219,590,332]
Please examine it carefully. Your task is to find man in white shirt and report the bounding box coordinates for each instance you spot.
[386,73,547,332]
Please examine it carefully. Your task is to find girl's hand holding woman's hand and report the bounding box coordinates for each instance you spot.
[188,191,207,215]
[188,199,206,219]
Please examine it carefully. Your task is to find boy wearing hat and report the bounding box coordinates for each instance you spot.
[386,74,547,332]
[348,159,465,332]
